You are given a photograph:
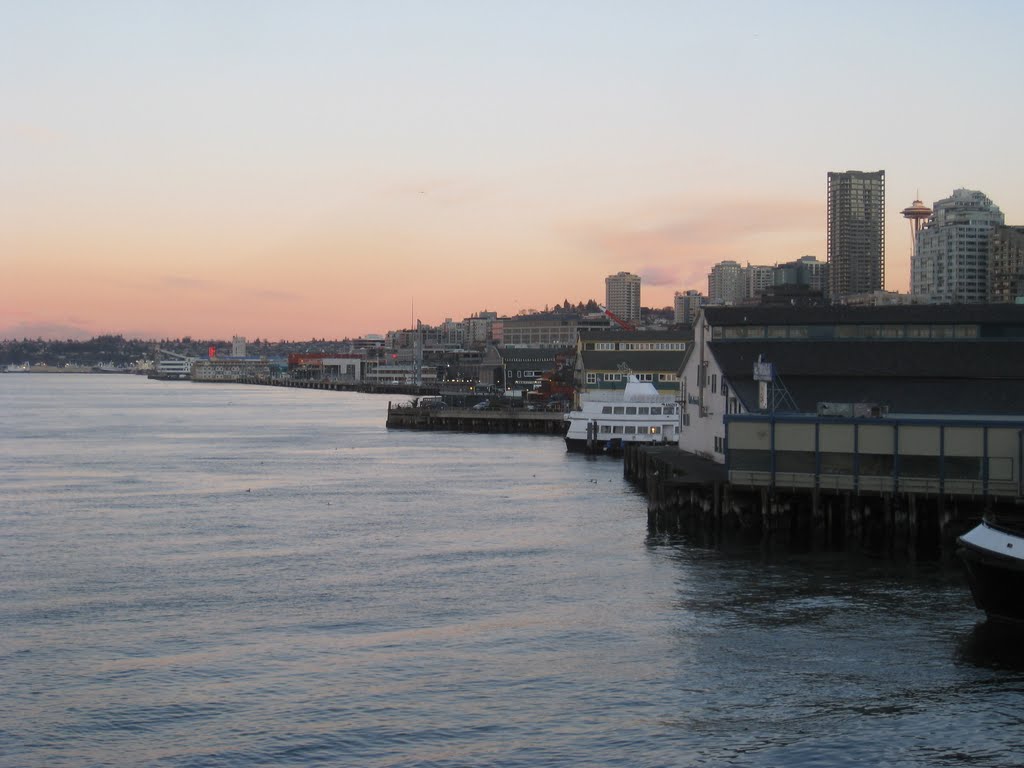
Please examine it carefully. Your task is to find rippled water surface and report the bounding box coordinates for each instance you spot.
[2,375,1022,767]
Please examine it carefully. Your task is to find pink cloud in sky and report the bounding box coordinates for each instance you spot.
[572,197,824,305]
[636,265,680,289]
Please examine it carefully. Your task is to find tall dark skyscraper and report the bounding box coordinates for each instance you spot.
[827,170,885,299]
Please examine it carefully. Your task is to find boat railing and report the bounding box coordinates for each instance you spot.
[580,393,676,404]
[983,516,1024,538]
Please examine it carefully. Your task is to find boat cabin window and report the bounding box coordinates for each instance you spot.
[599,425,611,434]
[638,407,649,415]
[650,406,662,415]
[625,407,637,415]
[601,406,613,414]
[613,407,625,415]
[650,426,661,434]
[625,426,636,434]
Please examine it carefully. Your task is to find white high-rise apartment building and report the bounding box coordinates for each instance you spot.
[911,189,1004,304]
[707,261,772,304]
[605,271,641,325]
[744,264,776,300]
[673,290,705,325]
[708,261,744,304]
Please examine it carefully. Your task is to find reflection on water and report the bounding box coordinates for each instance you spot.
[957,619,1024,671]
[2,375,1021,767]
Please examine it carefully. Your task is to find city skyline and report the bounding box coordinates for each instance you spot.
[4,2,1024,340]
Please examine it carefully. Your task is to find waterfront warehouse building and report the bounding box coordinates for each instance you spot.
[911,188,1004,304]
[677,304,1024,467]
[478,345,571,395]
[574,329,691,400]
[499,312,608,349]
[192,358,276,382]
[827,170,886,299]
[605,272,642,326]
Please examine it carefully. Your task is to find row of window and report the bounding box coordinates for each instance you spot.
[586,342,686,351]
[714,324,980,340]
[597,425,667,435]
[589,372,679,383]
[599,405,677,415]
[506,333,573,342]
[586,372,671,384]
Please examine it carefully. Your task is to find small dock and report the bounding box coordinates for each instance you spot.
[386,403,568,435]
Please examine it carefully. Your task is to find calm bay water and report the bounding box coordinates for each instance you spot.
[2,375,1022,767]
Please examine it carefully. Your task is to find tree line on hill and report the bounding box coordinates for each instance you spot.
[0,336,360,368]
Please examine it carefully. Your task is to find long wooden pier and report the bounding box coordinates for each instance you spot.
[235,375,440,397]
[386,403,568,435]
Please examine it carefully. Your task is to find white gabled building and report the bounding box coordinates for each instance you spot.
[677,308,744,462]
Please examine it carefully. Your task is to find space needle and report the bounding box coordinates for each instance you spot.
[901,197,932,244]
[902,196,932,295]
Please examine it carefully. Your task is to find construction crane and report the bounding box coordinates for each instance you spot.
[598,304,637,332]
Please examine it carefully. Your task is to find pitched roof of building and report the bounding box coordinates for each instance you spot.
[709,340,1024,415]
[493,347,572,365]
[579,350,686,372]
[501,313,586,324]
[578,328,693,341]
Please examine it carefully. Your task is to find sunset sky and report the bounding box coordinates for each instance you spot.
[4,1,1023,340]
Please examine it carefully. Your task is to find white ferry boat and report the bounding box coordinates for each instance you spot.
[565,376,680,454]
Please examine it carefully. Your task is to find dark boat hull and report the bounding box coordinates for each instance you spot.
[565,437,623,455]
[958,522,1024,623]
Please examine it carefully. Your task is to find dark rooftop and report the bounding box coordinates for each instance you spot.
[704,303,1024,327]
[578,328,693,341]
[494,347,572,364]
[581,350,686,371]
[710,340,1024,416]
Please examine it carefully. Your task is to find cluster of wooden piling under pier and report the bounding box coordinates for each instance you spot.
[623,444,992,555]
[386,404,569,435]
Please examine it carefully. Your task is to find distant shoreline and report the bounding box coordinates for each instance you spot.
[2,367,138,374]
